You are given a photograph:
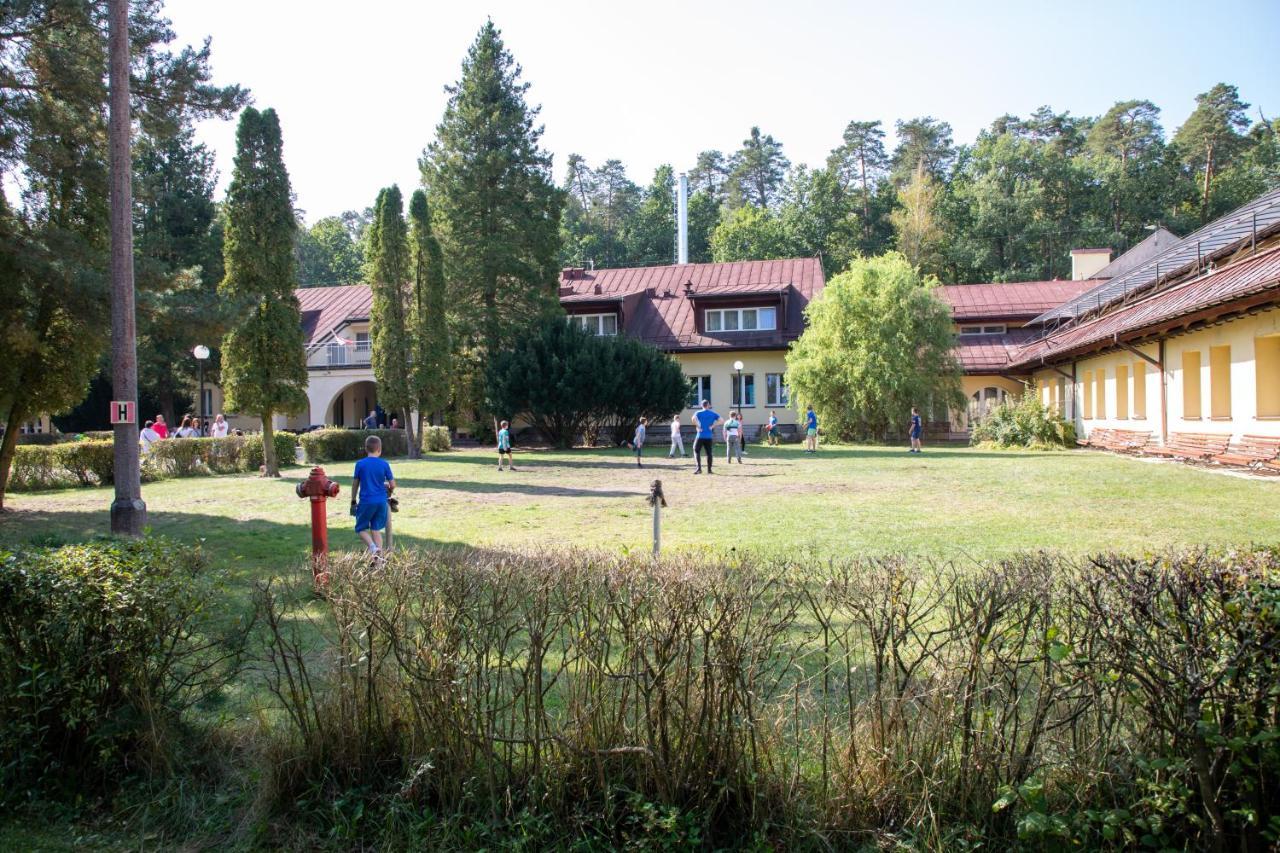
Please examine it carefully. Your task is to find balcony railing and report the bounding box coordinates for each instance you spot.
[324,340,371,367]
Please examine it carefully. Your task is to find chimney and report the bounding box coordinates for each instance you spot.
[1070,248,1111,280]
[677,172,689,265]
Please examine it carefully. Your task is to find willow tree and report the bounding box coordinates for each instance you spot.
[218,107,308,476]
[368,185,418,456]
[408,189,451,434]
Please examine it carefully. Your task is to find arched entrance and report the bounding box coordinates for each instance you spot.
[325,380,378,428]
[968,385,1009,422]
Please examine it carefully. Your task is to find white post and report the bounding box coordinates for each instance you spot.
[652,497,661,557]
[677,173,689,265]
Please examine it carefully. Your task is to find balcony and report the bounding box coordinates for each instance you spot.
[323,340,371,367]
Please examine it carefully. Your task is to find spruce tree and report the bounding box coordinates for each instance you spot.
[421,20,563,363]
[218,107,308,476]
[367,185,418,456]
[409,189,451,437]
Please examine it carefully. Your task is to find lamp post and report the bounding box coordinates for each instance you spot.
[733,360,745,456]
[733,360,744,408]
[193,345,209,434]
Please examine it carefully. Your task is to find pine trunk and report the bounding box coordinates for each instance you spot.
[0,398,27,510]
[261,411,278,476]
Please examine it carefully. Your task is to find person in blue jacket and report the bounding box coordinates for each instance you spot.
[692,400,720,474]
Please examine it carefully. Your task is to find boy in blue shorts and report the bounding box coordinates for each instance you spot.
[908,407,923,453]
[350,435,396,557]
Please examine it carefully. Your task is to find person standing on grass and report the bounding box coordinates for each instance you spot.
[211,414,229,438]
[668,414,686,458]
[908,407,923,453]
[766,410,780,446]
[175,415,196,438]
[139,420,160,454]
[804,405,819,453]
[692,399,719,474]
[724,410,743,464]
[350,434,395,558]
[631,417,647,468]
[497,419,516,471]
[153,414,168,439]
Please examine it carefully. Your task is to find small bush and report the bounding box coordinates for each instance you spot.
[970,392,1076,448]
[55,439,116,486]
[422,424,451,452]
[150,437,207,477]
[0,538,247,798]
[299,428,409,463]
[15,433,62,446]
[9,444,70,490]
[243,431,300,471]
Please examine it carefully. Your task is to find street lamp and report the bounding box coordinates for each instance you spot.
[193,345,210,434]
[733,360,744,408]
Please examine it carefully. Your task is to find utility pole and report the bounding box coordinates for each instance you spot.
[108,0,146,535]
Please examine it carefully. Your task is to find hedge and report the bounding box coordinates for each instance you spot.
[299,427,450,463]
[6,433,300,491]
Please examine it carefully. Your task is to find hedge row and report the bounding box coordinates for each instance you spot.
[14,430,113,446]
[8,433,300,491]
[299,427,450,463]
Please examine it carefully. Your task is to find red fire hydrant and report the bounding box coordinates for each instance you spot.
[296,466,340,585]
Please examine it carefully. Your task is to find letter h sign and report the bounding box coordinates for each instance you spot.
[109,400,136,424]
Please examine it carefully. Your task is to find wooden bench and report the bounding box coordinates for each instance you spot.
[1144,432,1232,462]
[1104,429,1153,454]
[1213,434,1280,468]
[1077,428,1113,448]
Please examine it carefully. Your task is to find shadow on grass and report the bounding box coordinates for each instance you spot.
[393,478,645,498]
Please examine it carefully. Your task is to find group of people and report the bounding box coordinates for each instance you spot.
[138,412,233,453]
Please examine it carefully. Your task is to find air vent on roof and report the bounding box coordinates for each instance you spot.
[593,283,601,295]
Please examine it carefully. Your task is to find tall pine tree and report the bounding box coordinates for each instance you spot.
[367,185,418,455]
[421,21,563,367]
[409,189,451,436]
[218,107,308,476]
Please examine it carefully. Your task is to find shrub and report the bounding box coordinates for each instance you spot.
[422,424,451,452]
[970,392,1076,448]
[244,431,301,471]
[0,538,247,798]
[150,437,208,477]
[55,439,116,485]
[255,547,1280,850]
[299,428,409,463]
[8,444,69,490]
[15,432,62,446]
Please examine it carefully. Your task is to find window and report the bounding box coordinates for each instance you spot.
[1256,336,1280,418]
[1133,361,1147,419]
[1116,364,1129,420]
[766,373,789,407]
[200,389,213,418]
[958,324,1007,336]
[1083,371,1093,419]
[732,373,756,407]
[1210,345,1231,419]
[686,375,711,408]
[705,306,776,333]
[1054,378,1065,415]
[1182,351,1202,419]
[569,313,618,336]
[1094,367,1106,420]
[969,386,1006,421]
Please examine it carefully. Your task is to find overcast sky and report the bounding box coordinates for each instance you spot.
[165,0,1280,223]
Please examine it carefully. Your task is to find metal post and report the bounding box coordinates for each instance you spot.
[198,358,205,432]
[108,0,145,536]
[648,480,666,557]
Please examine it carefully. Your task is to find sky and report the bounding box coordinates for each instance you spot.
[165,0,1280,223]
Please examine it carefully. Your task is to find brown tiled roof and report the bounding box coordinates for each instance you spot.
[939,280,1100,322]
[297,284,372,345]
[1011,245,1280,368]
[559,258,825,351]
[954,328,1039,373]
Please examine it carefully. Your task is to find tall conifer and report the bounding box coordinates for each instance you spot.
[408,189,451,436]
[368,185,418,455]
[218,107,308,476]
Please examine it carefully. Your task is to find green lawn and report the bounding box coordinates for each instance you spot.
[3,443,1278,569]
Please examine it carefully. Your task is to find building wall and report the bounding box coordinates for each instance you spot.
[1041,306,1280,442]
[673,350,793,427]
[952,374,1029,431]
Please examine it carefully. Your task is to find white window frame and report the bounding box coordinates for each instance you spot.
[732,373,757,408]
[705,306,777,333]
[568,312,618,336]
[958,324,1007,336]
[687,375,712,408]
[766,373,789,407]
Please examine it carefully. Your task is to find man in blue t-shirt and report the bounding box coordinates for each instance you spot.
[805,405,819,454]
[350,434,395,557]
[692,399,720,474]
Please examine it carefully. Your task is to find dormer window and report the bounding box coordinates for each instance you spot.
[569,313,618,336]
[705,306,776,333]
[958,324,1006,336]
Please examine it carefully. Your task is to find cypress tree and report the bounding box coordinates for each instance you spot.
[367,185,418,456]
[421,20,564,362]
[218,107,308,476]
[409,189,451,436]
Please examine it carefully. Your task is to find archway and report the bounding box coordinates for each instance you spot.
[325,380,378,428]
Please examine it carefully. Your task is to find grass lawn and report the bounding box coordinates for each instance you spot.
[3,443,1278,570]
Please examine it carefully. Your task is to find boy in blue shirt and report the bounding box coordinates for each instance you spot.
[497,420,516,471]
[804,405,819,453]
[350,435,396,557]
[908,407,923,453]
[692,400,720,474]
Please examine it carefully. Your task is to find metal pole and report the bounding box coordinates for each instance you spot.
[108,0,146,536]
[198,359,205,433]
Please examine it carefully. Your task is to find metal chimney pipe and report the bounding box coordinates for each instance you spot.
[677,172,689,264]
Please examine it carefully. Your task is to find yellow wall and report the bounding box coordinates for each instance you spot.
[674,350,793,426]
[1056,306,1280,442]
[952,374,1028,431]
